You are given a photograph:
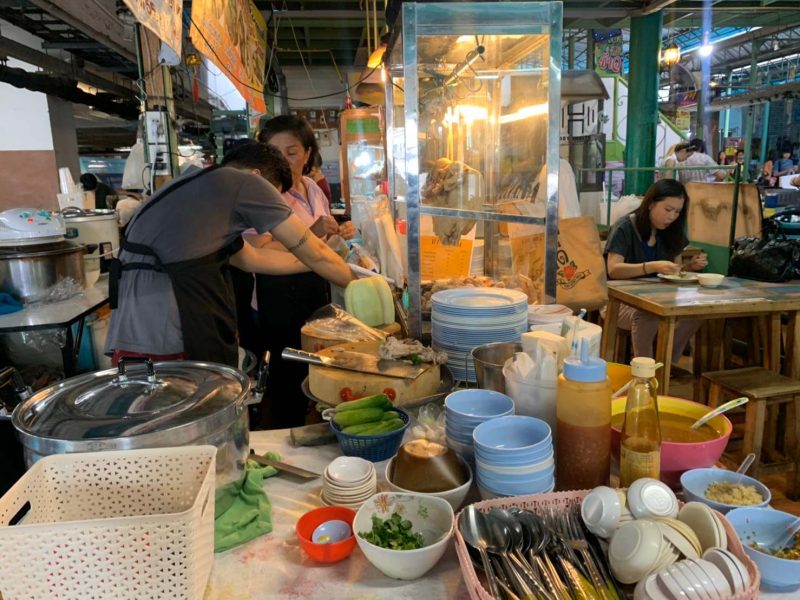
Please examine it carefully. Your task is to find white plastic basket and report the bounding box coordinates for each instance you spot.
[0,446,217,600]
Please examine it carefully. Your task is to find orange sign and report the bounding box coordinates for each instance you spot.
[190,0,267,114]
[420,236,474,280]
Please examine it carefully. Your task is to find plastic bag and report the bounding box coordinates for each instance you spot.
[304,304,386,343]
[409,403,446,445]
[729,219,800,282]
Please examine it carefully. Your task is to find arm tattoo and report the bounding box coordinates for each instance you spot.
[286,230,310,252]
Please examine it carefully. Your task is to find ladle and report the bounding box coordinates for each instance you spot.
[690,397,748,430]
[460,506,503,600]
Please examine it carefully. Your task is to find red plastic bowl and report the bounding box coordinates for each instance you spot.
[296,506,357,563]
[612,396,732,488]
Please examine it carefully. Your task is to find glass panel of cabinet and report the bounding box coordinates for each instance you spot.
[385,2,562,338]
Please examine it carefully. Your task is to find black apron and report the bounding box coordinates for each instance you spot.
[108,167,242,367]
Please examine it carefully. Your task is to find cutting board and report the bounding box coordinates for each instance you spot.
[300,322,401,352]
[308,340,441,407]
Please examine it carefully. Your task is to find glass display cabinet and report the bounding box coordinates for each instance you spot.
[385,2,562,338]
[339,107,386,211]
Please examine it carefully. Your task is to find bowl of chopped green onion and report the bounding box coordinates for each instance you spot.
[354,492,454,580]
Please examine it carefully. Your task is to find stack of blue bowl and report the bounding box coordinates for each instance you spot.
[445,389,515,464]
[473,415,555,498]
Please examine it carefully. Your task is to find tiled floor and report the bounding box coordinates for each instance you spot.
[670,371,800,516]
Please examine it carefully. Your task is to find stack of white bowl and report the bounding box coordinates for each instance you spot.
[321,456,377,509]
[444,389,514,465]
[472,415,555,498]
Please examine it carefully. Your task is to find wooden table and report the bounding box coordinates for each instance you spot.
[600,277,800,395]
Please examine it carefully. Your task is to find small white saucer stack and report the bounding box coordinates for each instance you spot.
[321,456,377,509]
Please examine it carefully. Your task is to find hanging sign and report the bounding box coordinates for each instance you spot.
[122,0,183,55]
[675,110,690,131]
[190,0,267,114]
[594,30,624,76]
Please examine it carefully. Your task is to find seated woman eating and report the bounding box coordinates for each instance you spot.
[604,178,708,363]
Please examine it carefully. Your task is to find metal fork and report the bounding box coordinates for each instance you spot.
[561,510,620,600]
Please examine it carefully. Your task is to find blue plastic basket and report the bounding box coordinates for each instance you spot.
[329,408,410,462]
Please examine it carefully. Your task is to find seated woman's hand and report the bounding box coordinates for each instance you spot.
[650,260,682,275]
[686,253,708,272]
[310,215,340,238]
[337,221,356,240]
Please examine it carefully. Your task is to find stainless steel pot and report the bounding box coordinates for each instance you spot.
[12,359,253,488]
[0,241,86,302]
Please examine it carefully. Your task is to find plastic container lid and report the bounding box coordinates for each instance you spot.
[563,339,607,383]
[631,357,657,378]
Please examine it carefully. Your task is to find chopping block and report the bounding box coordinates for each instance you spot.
[301,322,401,353]
[307,340,441,408]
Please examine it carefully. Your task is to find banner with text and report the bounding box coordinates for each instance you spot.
[594,32,624,77]
[190,0,267,114]
[123,0,183,55]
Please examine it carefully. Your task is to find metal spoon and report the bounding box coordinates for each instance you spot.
[460,506,503,600]
[490,509,551,598]
[484,512,538,600]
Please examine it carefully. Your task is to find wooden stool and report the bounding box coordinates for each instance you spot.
[701,366,800,499]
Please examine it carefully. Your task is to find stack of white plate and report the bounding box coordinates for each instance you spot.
[320,456,377,509]
[431,287,528,382]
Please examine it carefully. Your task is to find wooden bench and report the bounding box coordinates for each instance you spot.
[701,366,800,498]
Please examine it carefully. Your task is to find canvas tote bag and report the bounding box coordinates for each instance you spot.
[510,216,608,311]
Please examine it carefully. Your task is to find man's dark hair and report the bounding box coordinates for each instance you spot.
[688,138,707,154]
[221,141,293,192]
[79,173,99,191]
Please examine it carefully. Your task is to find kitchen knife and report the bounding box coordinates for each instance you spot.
[248,450,321,479]
[281,347,428,380]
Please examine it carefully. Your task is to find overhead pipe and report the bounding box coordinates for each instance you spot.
[632,0,681,17]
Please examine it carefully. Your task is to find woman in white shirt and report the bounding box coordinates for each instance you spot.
[251,116,355,428]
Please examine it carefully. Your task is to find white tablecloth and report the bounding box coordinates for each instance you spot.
[205,429,787,600]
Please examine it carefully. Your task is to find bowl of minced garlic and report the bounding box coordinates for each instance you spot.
[681,468,771,513]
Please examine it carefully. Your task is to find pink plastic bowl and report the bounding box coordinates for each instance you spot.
[611,396,732,488]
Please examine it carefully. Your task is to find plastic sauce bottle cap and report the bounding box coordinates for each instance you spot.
[631,357,657,378]
[563,339,607,383]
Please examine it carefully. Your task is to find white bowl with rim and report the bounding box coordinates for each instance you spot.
[326,456,374,484]
[354,492,454,580]
[609,520,664,584]
[696,273,725,288]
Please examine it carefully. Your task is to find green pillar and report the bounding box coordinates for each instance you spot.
[759,102,770,163]
[624,12,663,195]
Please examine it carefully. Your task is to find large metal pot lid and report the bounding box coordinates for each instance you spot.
[12,359,250,450]
[61,207,118,222]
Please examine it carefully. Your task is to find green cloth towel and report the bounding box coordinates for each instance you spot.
[214,453,280,553]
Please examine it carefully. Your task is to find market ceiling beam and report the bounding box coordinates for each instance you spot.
[0,33,134,98]
[27,0,136,65]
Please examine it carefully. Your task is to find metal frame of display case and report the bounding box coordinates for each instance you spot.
[385,2,562,339]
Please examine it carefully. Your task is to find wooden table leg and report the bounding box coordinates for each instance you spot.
[744,399,767,479]
[790,395,800,500]
[602,297,620,363]
[655,317,676,396]
[768,312,781,373]
[786,312,799,379]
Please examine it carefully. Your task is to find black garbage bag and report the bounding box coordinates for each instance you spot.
[729,218,800,282]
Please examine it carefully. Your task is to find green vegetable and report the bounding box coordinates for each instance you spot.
[335,394,391,412]
[332,407,385,428]
[358,512,424,550]
[355,418,404,436]
[410,353,423,365]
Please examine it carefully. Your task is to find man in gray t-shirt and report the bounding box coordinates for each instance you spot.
[106,148,352,363]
